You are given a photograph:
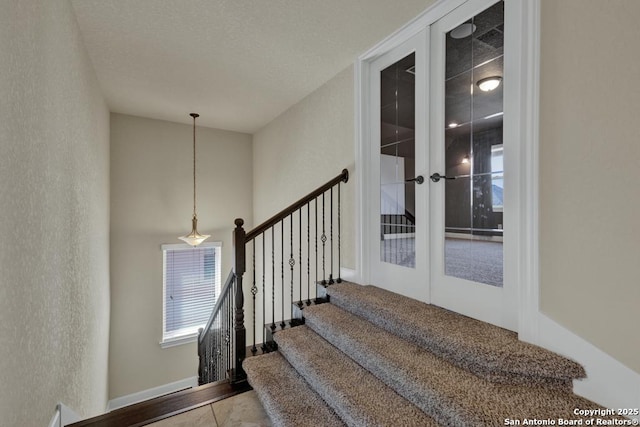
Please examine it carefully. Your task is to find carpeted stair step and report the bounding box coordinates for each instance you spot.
[274,325,438,427]
[304,302,619,426]
[327,282,585,388]
[243,351,345,427]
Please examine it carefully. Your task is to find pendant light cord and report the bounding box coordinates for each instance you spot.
[191,113,199,218]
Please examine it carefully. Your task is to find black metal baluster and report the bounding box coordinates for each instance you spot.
[298,208,303,308]
[197,329,203,384]
[289,213,294,323]
[281,221,285,329]
[205,330,210,383]
[315,197,318,287]
[224,298,228,378]
[212,302,216,381]
[214,288,217,379]
[228,289,232,377]
[229,288,232,377]
[221,299,226,380]
[381,215,384,263]
[329,186,334,284]
[215,298,220,382]
[271,227,275,333]
[307,202,311,305]
[251,239,257,355]
[400,214,404,262]
[321,192,327,284]
[228,288,231,377]
[262,233,267,352]
[338,181,342,283]
[231,277,238,380]
[210,295,214,381]
[221,287,225,381]
[216,309,221,381]
[394,209,398,265]
[210,316,214,382]
[221,307,225,380]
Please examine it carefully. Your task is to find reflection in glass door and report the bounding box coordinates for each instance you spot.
[443,1,504,286]
[380,53,416,268]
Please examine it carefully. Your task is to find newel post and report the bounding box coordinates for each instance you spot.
[232,218,247,384]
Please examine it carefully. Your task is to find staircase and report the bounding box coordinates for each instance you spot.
[244,281,624,427]
[196,169,625,426]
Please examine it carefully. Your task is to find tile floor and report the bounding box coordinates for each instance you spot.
[146,390,272,427]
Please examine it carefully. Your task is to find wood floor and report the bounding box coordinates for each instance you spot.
[68,380,251,427]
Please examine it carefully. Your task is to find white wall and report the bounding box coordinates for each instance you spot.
[539,0,640,374]
[109,113,252,399]
[253,66,355,269]
[0,1,110,425]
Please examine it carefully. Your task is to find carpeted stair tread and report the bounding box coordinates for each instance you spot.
[327,282,585,386]
[274,325,438,427]
[304,302,616,426]
[243,351,345,427]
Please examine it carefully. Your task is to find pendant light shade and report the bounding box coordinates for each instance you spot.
[179,113,210,246]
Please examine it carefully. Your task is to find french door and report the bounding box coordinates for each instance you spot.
[367,30,429,303]
[367,0,517,330]
[429,0,516,330]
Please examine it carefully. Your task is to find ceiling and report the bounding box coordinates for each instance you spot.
[71,0,434,134]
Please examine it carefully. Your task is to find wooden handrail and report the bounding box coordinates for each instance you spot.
[245,169,348,242]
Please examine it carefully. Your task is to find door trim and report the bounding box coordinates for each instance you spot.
[355,0,540,337]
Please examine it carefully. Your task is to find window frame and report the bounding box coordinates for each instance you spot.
[160,241,222,348]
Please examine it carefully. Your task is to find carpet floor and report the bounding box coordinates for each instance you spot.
[381,237,504,286]
[243,282,625,426]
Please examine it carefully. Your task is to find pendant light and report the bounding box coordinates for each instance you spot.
[179,113,210,247]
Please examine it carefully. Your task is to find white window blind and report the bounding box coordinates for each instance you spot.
[161,242,221,345]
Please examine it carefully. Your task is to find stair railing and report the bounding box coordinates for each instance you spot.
[197,269,235,385]
[198,168,348,385]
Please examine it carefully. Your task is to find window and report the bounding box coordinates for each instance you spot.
[491,144,504,212]
[161,242,221,348]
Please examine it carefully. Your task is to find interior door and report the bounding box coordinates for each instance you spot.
[368,30,429,302]
[429,0,517,330]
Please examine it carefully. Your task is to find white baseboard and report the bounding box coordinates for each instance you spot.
[48,403,82,427]
[340,267,361,284]
[106,376,198,412]
[532,314,640,420]
[47,408,60,427]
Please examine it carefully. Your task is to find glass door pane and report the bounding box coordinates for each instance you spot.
[380,53,416,268]
[444,1,504,286]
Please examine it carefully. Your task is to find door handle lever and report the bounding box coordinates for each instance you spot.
[429,173,455,183]
[405,175,425,185]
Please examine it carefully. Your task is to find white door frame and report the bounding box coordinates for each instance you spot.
[354,0,540,339]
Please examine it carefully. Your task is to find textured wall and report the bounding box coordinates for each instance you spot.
[539,0,640,373]
[109,114,252,399]
[0,1,110,425]
[253,67,355,269]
